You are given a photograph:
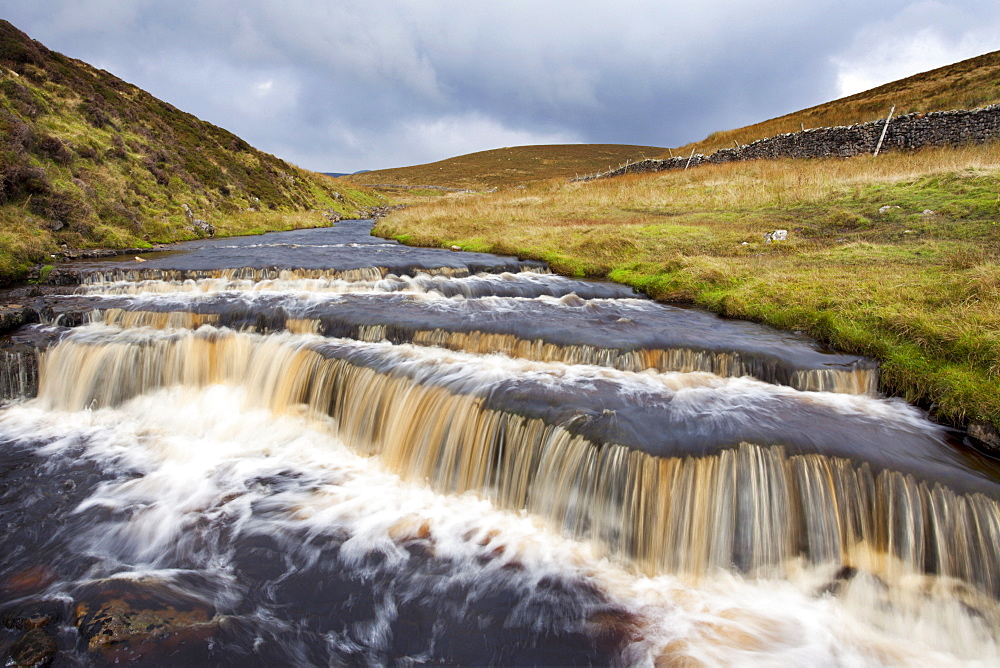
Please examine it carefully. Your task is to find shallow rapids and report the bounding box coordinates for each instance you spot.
[0,387,996,665]
[1,222,998,665]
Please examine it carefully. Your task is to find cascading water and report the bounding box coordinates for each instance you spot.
[0,220,998,665]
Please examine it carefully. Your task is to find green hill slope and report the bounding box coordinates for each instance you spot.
[343,144,665,190]
[0,20,383,283]
[675,50,1000,156]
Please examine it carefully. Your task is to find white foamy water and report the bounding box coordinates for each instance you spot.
[75,269,604,300]
[0,385,996,665]
[38,324,935,435]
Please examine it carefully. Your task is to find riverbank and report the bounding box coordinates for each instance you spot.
[373,144,1000,446]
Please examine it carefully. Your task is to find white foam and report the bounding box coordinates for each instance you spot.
[0,385,994,665]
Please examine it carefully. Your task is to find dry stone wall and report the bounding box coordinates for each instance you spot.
[578,104,1000,180]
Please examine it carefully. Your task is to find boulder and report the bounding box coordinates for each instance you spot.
[192,219,215,237]
[73,579,221,659]
[5,628,57,667]
[969,421,1000,453]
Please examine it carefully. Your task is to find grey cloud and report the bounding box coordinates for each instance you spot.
[1,1,997,172]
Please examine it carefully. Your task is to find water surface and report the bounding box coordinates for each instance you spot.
[1,221,997,665]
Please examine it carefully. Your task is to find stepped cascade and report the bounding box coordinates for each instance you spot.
[0,220,998,665]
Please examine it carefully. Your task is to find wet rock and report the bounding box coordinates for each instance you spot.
[1,567,56,597]
[73,580,219,657]
[817,565,862,596]
[55,247,158,262]
[5,627,57,667]
[586,607,642,652]
[0,599,60,631]
[0,305,38,333]
[969,421,1000,453]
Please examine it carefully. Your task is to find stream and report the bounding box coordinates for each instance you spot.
[0,220,997,665]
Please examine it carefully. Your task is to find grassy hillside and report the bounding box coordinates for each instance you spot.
[342,144,665,191]
[375,142,1000,434]
[0,20,384,283]
[677,50,1000,156]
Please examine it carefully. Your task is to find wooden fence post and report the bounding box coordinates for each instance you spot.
[873,105,896,157]
[684,148,696,170]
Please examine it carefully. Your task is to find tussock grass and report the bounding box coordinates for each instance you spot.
[375,144,1000,428]
[0,205,57,282]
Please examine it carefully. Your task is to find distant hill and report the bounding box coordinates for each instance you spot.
[322,171,370,178]
[674,50,1000,156]
[0,20,383,282]
[341,144,665,190]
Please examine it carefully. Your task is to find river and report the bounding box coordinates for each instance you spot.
[0,220,997,665]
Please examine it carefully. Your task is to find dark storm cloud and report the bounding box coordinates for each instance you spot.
[2,1,998,172]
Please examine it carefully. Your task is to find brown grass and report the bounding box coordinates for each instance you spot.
[375,143,1000,428]
[341,144,665,191]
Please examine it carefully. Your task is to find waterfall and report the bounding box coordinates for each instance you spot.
[0,350,38,402]
[93,308,879,395]
[37,327,1000,604]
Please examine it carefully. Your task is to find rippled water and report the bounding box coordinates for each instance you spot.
[0,221,998,665]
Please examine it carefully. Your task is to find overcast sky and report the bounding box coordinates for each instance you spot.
[3,1,999,173]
